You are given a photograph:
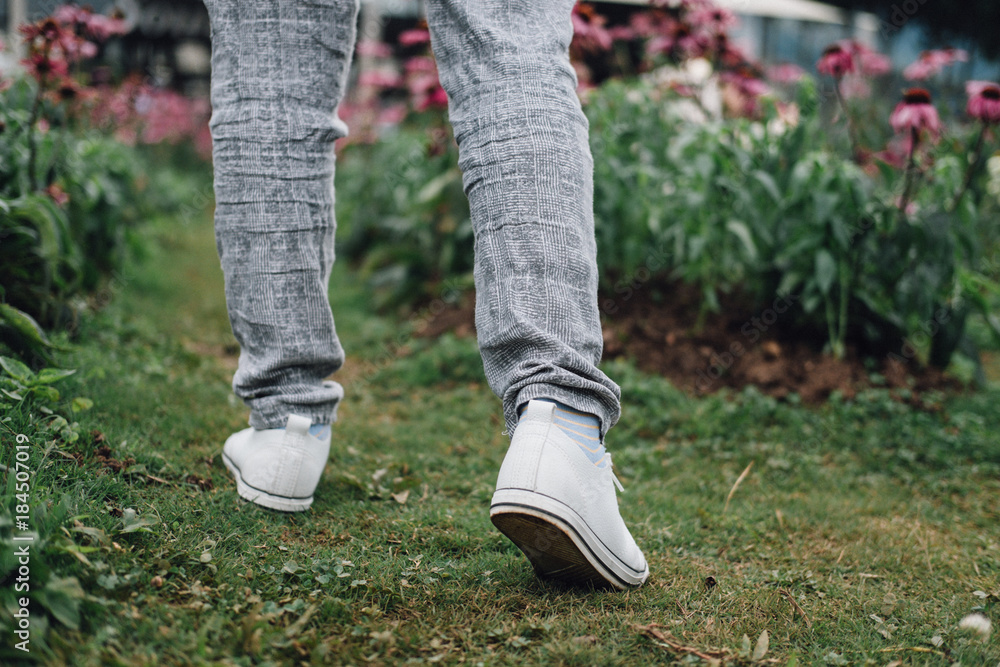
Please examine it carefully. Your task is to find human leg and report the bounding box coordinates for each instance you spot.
[206,0,358,430]
[205,0,359,510]
[424,0,621,438]
[425,0,647,587]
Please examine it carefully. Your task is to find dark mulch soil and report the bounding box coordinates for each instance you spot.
[414,281,960,404]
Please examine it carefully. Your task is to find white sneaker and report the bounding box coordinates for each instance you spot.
[221,414,330,512]
[490,399,649,589]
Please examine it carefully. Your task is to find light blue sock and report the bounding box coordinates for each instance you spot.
[276,424,330,438]
[522,399,607,468]
[308,424,330,438]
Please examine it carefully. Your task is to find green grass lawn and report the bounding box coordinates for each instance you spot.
[2,215,999,666]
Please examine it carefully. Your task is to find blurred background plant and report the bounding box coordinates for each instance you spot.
[333,0,1000,375]
[0,5,210,363]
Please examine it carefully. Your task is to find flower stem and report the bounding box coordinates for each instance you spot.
[834,79,860,162]
[897,128,920,222]
[26,76,45,192]
[949,124,988,214]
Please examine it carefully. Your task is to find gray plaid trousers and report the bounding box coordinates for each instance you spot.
[205,0,622,436]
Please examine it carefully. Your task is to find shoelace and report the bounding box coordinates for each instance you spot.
[607,453,625,492]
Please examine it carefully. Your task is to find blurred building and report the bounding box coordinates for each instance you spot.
[3,0,995,90]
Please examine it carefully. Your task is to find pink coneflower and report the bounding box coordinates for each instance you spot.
[572,3,613,53]
[966,81,1000,124]
[689,5,737,34]
[875,132,920,170]
[608,25,636,42]
[21,52,69,80]
[768,63,806,85]
[853,44,892,77]
[840,75,871,100]
[714,34,747,68]
[63,37,98,60]
[817,44,854,78]
[417,86,448,112]
[356,40,392,58]
[822,40,891,78]
[358,69,403,89]
[721,70,770,97]
[51,76,82,102]
[890,88,941,139]
[903,48,968,80]
[19,18,64,44]
[629,10,667,39]
[398,28,430,47]
[674,24,709,59]
[894,196,917,216]
[53,5,88,24]
[82,13,130,41]
[404,56,446,111]
[645,34,675,57]
[45,183,69,206]
[404,55,436,75]
[720,69,770,117]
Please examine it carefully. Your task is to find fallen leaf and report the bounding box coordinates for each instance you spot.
[284,602,319,638]
[753,629,769,660]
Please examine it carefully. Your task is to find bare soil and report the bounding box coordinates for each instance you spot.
[414,281,959,404]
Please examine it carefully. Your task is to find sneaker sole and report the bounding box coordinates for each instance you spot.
[222,451,313,513]
[490,489,648,589]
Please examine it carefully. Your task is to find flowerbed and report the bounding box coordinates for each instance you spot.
[0,5,210,362]
[335,0,1000,374]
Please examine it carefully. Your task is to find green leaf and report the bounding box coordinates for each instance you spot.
[37,576,85,630]
[812,191,839,225]
[726,220,758,261]
[36,368,77,384]
[28,385,59,402]
[0,304,57,351]
[415,169,460,205]
[752,170,782,205]
[70,524,110,546]
[71,397,94,412]
[0,356,33,381]
[1,388,25,401]
[120,511,158,534]
[814,250,836,295]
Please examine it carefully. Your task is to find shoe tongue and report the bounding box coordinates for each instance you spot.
[286,414,312,435]
[520,399,556,422]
